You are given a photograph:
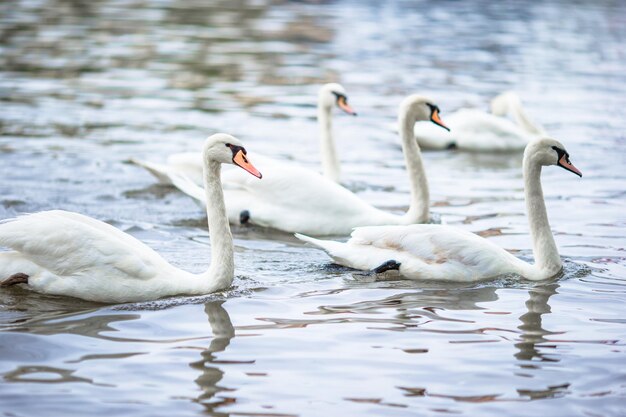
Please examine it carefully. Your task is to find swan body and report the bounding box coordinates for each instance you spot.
[172,94,448,236]
[0,134,262,303]
[296,137,582,282]
[173,159,399,236]
[131,83,356,186]
[413,91,546,151]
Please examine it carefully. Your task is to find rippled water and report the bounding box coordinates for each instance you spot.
[1,0,625,416]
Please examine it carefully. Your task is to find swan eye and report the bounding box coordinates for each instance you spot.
[426,103,441,114]
[332,92,347,102]
[426,103,441,115]
[551,145,568,161]
[226,143,247,159]
[552,145,572,164]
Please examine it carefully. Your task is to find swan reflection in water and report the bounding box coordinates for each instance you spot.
[190,300,238,413]
[513,284,571,401]
[515,283,560,363]
[299,282,563,403]
[184,285,563,409]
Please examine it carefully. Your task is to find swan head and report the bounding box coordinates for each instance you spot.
[399,94,449,131]
[525,137,582,177]
[203,133,262,179]
[490,91,521,116]
[319,83,357,116]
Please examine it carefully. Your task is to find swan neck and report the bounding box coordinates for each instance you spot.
[318,103,340,182]
[523,156,561,277]
[510,99,544,136]
[399,113,429,223]
[203,160,234,289]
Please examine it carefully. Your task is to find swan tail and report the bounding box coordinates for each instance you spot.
[169,173,207,204]
[294,233,345,256]
[129,158,175,185]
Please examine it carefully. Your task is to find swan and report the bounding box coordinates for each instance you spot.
[296,137,582,281]
[131,83,357,186]
[172,94,449,236]
[413,91,546,151]
[0,134,262,303]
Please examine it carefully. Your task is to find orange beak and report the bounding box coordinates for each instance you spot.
[557,154,582,177]
[430,109,450,131]
[233,150,262,179]
[337,96,357,116]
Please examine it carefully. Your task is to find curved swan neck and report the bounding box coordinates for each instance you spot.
[318,102,340,182]
[399,113,429,223]
[202,160,234,288]
[510,97,545,136]
[523,155,561,277]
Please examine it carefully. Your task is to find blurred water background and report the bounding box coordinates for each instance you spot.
[0,0,625,416]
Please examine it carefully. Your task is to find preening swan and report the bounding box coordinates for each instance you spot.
[173,94,449,236]
[413,91,546,151]
[296,137,581,282]
[0,134,262,303]
[131,83,356,186]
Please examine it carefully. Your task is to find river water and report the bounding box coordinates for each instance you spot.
[0,0,625,416]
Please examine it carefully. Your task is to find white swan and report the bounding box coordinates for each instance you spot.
[413,91,546,151]
[318,82,357,182]
[131,83,356,186]
[172,94,449,236]
[0,134,262,303]
[296,137,582,281]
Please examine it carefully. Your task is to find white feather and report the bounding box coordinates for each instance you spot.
[0,134,254,303]
[413,92,545,151]
[146,95,442,235]
[297,137,580,282]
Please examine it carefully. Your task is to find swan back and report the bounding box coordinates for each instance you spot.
[0,210,167,280]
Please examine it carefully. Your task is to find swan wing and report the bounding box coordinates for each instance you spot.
[447,110,533,151]
[299,224,522,280]
[129,158,179,185]
[0,210,165,280]
[132,152,205,186]
[349,224,497,262]
[413,109,533,152]
[220,160,390,234]
[222,159,369,212]
[165,152,205,185]
[169,155,393,235]
[170,173,207,203]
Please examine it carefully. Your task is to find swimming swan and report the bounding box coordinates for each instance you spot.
[131,83,356,185]
[0,134,262,303]
[172,94,449,236]
[413,91,546,151]
[296,137,581,281]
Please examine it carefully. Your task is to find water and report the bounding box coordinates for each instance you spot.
[0,0,625,415]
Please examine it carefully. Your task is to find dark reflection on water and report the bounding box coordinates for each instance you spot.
[0,0,625,416]
[191,301,237,414]
[515,284,559,363]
